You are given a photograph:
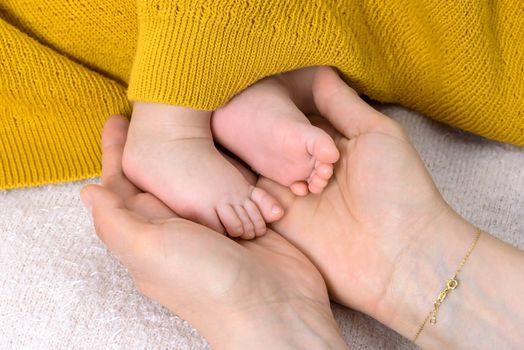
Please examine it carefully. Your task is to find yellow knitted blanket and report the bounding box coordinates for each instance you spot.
[1,0,523,189]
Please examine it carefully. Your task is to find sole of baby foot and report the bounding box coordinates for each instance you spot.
[212,77,339,195]
[123,115,283,239]
[123,138,283,239]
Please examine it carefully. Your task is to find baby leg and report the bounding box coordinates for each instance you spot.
[122,102,283,239]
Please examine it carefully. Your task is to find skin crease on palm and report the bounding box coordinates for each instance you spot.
[84,67,453,347]
[260,72,448,312]
[83,67,524,349]
[84,66,451,347]
[259,68,524,347]
[83,112,347,349]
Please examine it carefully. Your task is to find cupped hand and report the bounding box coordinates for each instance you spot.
[81,115,345,349]
[211,66,338,196]
[259,67,459,321]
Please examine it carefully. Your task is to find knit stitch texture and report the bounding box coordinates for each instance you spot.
[0,0,523,189]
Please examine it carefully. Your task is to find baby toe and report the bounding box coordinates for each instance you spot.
[244,199,267,237]
[199,210,227,236]
[307,128,340,164]
[308,175,329,194]
[250,186,284,223]
[217,204,244,237]
[234,205,255,240]
[315,162,334,180]
[290,181,309,196]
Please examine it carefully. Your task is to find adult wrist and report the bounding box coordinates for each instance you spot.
[371,206,479,345]
[371,203,524,349]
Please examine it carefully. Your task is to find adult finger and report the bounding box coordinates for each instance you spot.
[312,67,389,139]
[81,184,148,258]
[101,115,140,199]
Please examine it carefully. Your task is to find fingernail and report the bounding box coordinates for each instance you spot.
[80,188,93,211]
[271,205,282,214]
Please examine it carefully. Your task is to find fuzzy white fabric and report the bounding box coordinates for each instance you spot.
[1,106,523,349]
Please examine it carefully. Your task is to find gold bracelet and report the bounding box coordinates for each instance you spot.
[412,227,482,343]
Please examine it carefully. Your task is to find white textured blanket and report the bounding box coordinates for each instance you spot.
[1,106,523,349]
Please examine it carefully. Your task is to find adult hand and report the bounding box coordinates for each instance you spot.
[259,67,481,341]
[80,115,346,349]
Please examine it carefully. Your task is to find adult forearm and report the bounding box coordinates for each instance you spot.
[368,208,524,348]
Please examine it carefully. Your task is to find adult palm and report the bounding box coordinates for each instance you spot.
[81,115,341,348]
[260,67,452,321]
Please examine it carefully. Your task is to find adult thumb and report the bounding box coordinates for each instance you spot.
[81,184,147,258]
[313,66,388,139]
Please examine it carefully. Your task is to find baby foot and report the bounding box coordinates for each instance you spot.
[212,76,339,196]
[122,102,283,239]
